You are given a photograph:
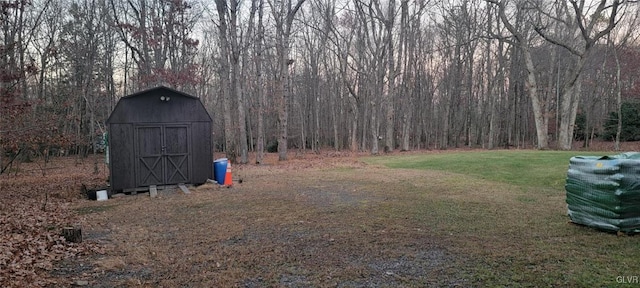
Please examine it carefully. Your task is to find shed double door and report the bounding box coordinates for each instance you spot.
[135,124,191,187]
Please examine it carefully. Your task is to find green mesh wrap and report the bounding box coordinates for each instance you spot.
[565,152,640,234]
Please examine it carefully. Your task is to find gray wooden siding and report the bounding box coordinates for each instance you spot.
[109,123,135,191]
[107,91,211,124]
[190,122,213,184]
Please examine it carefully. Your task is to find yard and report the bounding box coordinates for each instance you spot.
[2,149,639,287]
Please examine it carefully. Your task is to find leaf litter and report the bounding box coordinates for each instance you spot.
[0,156,107,287]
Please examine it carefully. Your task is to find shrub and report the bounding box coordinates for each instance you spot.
[266,140,278,153]
[602,102,640,141]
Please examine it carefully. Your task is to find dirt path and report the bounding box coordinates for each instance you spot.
[59,155,469,287]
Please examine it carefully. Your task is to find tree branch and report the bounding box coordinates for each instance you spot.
[589,0,620,46]
[533,26,583,56]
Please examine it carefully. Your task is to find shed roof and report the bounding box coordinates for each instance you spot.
[106,86,212,124]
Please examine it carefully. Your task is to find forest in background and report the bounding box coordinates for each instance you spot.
[1,0,640,168]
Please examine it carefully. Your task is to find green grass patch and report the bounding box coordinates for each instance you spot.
[364,150,605,190]
[363,150,640,287]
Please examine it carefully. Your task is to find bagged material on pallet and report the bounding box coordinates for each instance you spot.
[565,152,640,234]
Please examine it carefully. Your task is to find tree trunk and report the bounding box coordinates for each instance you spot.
[370,97,379,155]
[492,1,548,149]
[229,0,248,164]
[401,111,411,151]
[139,0,151,84]
[333,100,340,150]
[275,34,289,160]
[486,16,500,149]
[235,66,248,163]
[523,48,549,149]
[383,0,396,153]
[614,42,622,151]
[312,55,320,152]
[297,93,306,151]
[255,0,265,164]
[361,91,368,152]
[557,57,586,150]
[272,0,306,161]
[349,95,359,152]
[215,0,237,163]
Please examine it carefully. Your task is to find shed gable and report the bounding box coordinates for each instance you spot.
[107,86,211,124]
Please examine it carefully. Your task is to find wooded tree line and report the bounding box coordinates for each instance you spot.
[1,0,639,169]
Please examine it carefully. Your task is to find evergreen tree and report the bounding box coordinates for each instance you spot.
[602,102,640,141]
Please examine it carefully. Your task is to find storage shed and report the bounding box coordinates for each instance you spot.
[106,86,213,192]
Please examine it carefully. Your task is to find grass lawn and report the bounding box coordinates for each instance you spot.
[363,150,640,287]
[364,150,607,190]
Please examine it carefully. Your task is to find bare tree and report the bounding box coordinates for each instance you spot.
[110,0,200,90]
[536,0,624,150]
[255,0,266,164]
[268,0,307,161]
[605,5,640,150]
[382,0,396,153]
[328,10,359,151]
[214,0,255,164]
[490,0,626,149]
[489,0,549,149]
[213,0,237,163]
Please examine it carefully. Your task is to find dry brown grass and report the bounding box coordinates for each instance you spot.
[56,153,467,287]
[4,146,639,287]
